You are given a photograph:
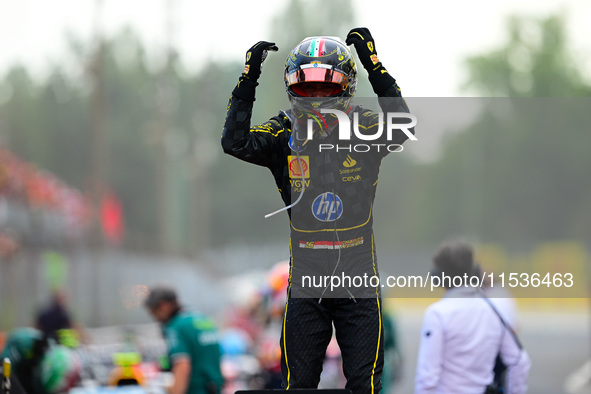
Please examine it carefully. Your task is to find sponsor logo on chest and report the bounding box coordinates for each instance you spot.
[340,155,362,182]
[311,192,343,222]
[288,155,310,178]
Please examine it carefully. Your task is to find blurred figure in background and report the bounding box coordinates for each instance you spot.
[0,327,81,393]
[256,262,290,389]
[144,285,224,394]
[36,289,84,348]
[381,306,403,394]
[415,241,530,394]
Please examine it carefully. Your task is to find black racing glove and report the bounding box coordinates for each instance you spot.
[346,27,396,95]
[232,41,278,101]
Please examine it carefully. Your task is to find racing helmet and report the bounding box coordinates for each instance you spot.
[284,36,357,112]
[40,345,82,393]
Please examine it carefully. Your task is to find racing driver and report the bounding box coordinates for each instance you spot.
[221,27,415,394]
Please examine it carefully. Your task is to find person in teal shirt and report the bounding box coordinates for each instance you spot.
[145,286,224,394]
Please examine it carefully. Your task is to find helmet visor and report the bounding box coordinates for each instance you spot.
[290,82,343,97]
[285,65,348,87]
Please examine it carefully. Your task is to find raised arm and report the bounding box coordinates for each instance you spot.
[346,27,415,147]
[221,41,286,167]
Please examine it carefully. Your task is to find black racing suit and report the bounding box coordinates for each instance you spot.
[221,76,413,394]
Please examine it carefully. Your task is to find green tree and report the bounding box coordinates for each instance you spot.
[400,14,591,248]
[463,14,591,97]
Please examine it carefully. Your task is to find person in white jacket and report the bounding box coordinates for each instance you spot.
[415,241,530,394]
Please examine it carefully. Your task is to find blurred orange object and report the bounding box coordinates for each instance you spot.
[107,352,147,386]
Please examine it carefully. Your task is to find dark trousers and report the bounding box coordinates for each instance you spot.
[280,297,384,394]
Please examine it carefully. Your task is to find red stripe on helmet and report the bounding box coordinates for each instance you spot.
[318,38,325,56]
